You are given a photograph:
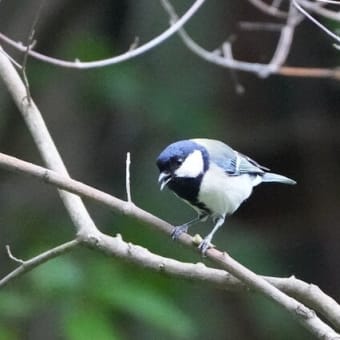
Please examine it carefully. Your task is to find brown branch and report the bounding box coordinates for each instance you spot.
[0,240,79,288]
[0,151,339,337]
[161,0,340,80]
[0,0,205,69]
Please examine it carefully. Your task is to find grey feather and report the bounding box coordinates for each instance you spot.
[192,139,267,175]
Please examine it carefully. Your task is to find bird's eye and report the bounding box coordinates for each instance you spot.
[170,157,183,168]
[175,158,183,166]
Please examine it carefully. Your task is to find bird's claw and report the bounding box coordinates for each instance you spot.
[171,224,188,240]
[198,237,214,255]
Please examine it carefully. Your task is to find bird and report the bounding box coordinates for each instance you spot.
[156,138,296,254]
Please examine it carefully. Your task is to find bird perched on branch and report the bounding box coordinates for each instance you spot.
[156,138,296,254]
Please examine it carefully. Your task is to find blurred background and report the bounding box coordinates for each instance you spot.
[0,0,339,339]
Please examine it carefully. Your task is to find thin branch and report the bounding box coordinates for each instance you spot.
[6,245,25,264]
[239,21,285,32]
[0,45,98,235]
[315,0,340,4]
[298,0,340,21]
[21,0,46,103]
[293,0,340,43]
[247,0,289,18]
[265,1,301,76]
[0,239,79,288]
[126,152,132,203]
[0,48,22,69]
[161,0,340,79]
[0,152,339,337]
[0,0,205,69]
[278,66,340,78]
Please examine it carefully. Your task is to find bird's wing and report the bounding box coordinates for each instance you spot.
[193,139,269,176]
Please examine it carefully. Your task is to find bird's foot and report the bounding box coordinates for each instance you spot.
[198,236,214,256]
[171,224,189,240]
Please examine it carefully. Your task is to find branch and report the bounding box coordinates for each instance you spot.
[265,2,302,75]
[126,152,132,203]
[0,152,339,338]
[161,0,340,80]
[0,0,205,69]
[0,240,79,288]
[293,0,340,44]
[0,45,98,235]
[247,0,289,18]
[0,14,339,337]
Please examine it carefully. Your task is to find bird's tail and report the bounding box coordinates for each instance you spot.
[262,172,296,185]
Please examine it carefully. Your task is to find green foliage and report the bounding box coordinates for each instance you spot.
[64,307,121,340]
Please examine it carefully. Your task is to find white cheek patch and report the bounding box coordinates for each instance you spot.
[175,150,204,178]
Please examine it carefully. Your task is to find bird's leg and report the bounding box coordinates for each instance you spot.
[198,216,225,255]
[171,214,208,240]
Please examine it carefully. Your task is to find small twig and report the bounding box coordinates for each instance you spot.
[0,49,22,69]
[264,1,302,76]
[0,0,205,69]
[1,239,79,288]
[222,41,245,94]
[126,152,132,203]
[239,21,285,32]
[247,0,288,18]
[272,0,284,8]
[6,245,25,264]
[21,0,46,104]
[293,0,340,43]
[161,0,340,80]
[315,0,340,4]
[129,37,140,51]
[297,0,340,21]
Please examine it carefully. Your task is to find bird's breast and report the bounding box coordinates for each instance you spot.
[198,165,255,216]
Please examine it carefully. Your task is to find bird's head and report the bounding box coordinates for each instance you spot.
[156,140,209,190]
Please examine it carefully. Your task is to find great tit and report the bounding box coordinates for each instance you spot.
[156,138,296,254]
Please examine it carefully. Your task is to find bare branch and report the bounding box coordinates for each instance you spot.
[6,245,25,264]
[0,152,339,337]
[0,0,205,69]
[293,0,340,43]
[0,240,79,288]
[0,48,22,69]
[247,0,289,18]
[126,152,132,203]
[0,45,98,235]
[265,2,301,76]
[21,0,46,103]
[161,0,340,79]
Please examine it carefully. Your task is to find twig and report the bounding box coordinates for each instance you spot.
[222,41,245,94]
[161,0,340,80]
[21,0,46,104]
[6,245,25,264]
[0,152,339,337]
[0,49,22,69]
[0,240,79,288]
[264,1,301,77]
[293,0,340,43]
[239,21,285,32]
[247,0,288,18]
[297,0,340,21]
[0,45,98,235]
[315,0,340,4]
[126,152,132,203]
[0,0,205,69]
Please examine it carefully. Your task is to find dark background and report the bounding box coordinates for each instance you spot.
[0,1,339,339]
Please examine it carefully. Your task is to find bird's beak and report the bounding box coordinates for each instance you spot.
[158,172,172,191]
